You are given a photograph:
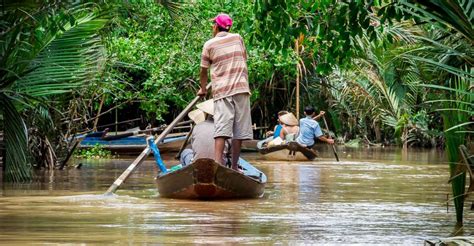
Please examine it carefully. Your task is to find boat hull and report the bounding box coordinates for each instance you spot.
[78,134,186,154]
[241,139,259,152]
[258,141,318,161]
[156,158,266,199]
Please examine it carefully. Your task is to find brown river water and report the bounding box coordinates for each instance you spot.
[1,146,473,244]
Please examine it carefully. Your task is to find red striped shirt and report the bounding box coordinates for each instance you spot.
[201,32,250,100]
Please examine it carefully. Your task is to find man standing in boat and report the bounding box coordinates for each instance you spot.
[197,13,253,171]
[296,106,334,148]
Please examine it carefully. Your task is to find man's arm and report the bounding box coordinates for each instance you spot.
[239,36,248,61]
[198,67,208,96]
[198,42,210,96]
[314,122,333,144]
[318,135,334,145]
[312,111,325,120]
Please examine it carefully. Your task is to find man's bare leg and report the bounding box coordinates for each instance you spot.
[231,139,242,170]
[214,137,226,165]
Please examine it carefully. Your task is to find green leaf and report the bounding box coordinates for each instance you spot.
[1,94,32,182]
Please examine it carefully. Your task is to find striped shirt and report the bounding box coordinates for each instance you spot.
[201,32,250,100]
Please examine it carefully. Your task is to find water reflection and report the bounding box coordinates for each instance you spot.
[0,148,472,244]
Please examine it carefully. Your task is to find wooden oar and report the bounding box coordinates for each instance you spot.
[175,123,194,160]
[105,84,211,195]
[322,116,339,162]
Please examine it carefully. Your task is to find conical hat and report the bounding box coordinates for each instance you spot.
[196,99,214,116]
[279,112,298,126]
[188,109,206,124]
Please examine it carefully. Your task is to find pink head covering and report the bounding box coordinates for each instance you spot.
[213,13,233,29]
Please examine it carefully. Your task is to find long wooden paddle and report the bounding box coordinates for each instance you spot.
[322,116,339,162]
[175,123,194,160]
[105,84,211,195]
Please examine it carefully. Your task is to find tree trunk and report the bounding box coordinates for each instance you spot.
[374,121,382,143]
[402,127,408,150]
[92,94,106,132]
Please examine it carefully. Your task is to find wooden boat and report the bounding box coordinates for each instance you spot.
[258,141,318,161]
[241,139,259,152]
[156,158,266,199]
[78,133,187,154]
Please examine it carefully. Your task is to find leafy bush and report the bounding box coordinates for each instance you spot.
[74,144,112,159]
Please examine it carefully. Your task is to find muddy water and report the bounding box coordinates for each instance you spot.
[0,146,472,244]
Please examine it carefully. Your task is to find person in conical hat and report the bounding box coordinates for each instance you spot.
[259,110,289,148]
[280,112,298,126]
[279,112,299,142]
[187,109,206,124]
[188,99,214,124]
[180,99,230,166]
[265,110,289,138]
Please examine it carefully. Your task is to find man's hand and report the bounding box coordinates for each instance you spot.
[197,87,207,97]
[265,131,274,137]
[313,111,326,120]
[326,138,335,145]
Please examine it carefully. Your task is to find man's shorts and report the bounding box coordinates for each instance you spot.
[214,93,253,140]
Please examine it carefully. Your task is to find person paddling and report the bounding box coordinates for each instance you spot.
[197,13,252,172]
[296,106,334,148]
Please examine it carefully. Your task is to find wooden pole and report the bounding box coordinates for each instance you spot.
[295,39,300,120]
[59,140,79,170]
[322,116,339,162]
[115,106,118,135]
[175,123,194,160]
[296,67,300,120]
[105,83,211,195]
[92,94,106,132]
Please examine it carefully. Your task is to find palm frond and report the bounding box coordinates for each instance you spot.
[0,3,108,181]
[155,0,181,19]
[424,99,474,107]
[419,83,473,95]
[442,68,472,223]
[399,0,474,43]
[403,55,473,80]
[12,16,107,98]
[1,94,31,182]
[433,108,473,114]
[444,121,474,133]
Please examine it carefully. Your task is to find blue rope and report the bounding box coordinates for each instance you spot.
[147,137,167,173]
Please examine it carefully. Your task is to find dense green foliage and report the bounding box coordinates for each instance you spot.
[104,0,299,123]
